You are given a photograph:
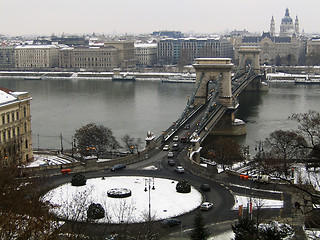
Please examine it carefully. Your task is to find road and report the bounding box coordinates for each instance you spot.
[46,131,290,239]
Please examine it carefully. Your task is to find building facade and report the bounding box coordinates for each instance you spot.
[0,46,15,68]
[104,41,135,69]
[134,43,157,67]
[0,88,33,166]
[157,37,233,65]
[15,45,60,69]
[59,46,118,70]
[233,32,302,65]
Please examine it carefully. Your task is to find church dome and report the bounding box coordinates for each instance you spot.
[281,8,293,24]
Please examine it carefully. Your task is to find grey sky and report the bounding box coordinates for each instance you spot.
[0,0,318,36]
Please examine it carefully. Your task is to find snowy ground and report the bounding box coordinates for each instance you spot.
[27,154,74,167]
[44,176,203,224]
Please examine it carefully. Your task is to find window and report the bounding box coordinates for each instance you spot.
[8,130,10,139]
[16,111,19,120]
[2,115,5,125]
[11,112,14,122]
[25,139,28,149]
[7,114,9,123]
[3,132,6,141]
[24,123,27,133]
[23,107,26,117]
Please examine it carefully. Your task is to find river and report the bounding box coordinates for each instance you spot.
[0,78,319,156]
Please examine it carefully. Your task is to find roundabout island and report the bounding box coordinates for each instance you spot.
[44,176,203,224]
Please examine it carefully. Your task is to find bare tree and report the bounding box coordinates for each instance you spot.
[201,137,245,170]
[0,165,60,239]
[121,135,143,154]
[263,130,307,176]
[74,123,119,157]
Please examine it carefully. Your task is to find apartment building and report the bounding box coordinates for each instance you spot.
[157,37,233,65]
[15,45,60,69]
[0,46,15,68]
[134,43,157,67]
[0,88,33,166]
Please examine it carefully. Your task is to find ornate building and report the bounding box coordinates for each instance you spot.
[279,8,300,37]
[233,8,303,66]
[0,88,33,166]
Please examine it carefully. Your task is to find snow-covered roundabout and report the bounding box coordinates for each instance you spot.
[44,176,203,224]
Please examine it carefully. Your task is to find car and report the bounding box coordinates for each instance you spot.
[184,124,190,130]
[167,151,174,158]
[200,184,211,192]
[160,218,181,227]
[167,159,175,166]
[173,135,179,142]
[175,166,185,173]
[163,145,170,151]
[200,202,213,211]
[110,163,126,171]
[172,143,179,151]
[180,137,187,143]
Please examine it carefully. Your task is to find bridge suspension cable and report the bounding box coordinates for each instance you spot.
[174,72,205,128]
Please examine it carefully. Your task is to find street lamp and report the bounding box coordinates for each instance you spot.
[144,177,155,222]
[255,141,264,179]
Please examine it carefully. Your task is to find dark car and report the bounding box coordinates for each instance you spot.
[110,163,126,171]
[160,218,181,227]
[184,124,190,130]
[168,159,175,166]
[180,137,187,143]
[200,183,211,192]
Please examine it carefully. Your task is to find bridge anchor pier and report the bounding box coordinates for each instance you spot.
[209,111,246,136]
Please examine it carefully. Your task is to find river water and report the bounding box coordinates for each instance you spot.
[0,78,319,156]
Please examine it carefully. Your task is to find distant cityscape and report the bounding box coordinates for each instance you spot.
[0,8,319,73]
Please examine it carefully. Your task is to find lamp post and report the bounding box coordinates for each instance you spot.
[255,141,264,179]
[144,177,155,222]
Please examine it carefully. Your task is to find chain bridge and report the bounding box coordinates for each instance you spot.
[146,47,267,161]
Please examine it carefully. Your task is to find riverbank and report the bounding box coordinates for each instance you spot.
[0,70,196,83]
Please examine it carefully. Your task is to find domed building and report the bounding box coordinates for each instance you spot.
[279,8,299,37]
[232,8,303,66]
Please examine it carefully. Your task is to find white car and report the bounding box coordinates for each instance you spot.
[167,151,174,158]
[200,202,213,211]
[175,166,185,173]
[173,136,179,142]
[163,145,170,151]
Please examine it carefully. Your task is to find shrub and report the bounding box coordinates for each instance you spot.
[87,203,105,220]
[71,173,86,186]
[176,179,191,193]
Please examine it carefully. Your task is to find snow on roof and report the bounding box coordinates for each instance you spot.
[134,43,157,48]
[0,90,17,104]
[15,45,59,49]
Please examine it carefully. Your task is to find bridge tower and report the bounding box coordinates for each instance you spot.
[238,46,261,75]
[193,58,233,107]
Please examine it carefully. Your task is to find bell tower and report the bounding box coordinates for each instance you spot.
[270,16,275,36]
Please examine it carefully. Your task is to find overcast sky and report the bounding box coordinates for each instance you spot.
[0,0,318,36]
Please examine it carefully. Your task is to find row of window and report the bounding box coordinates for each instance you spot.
[74,58,113,62]
[1,107,27,125]
[0,123,28,143]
